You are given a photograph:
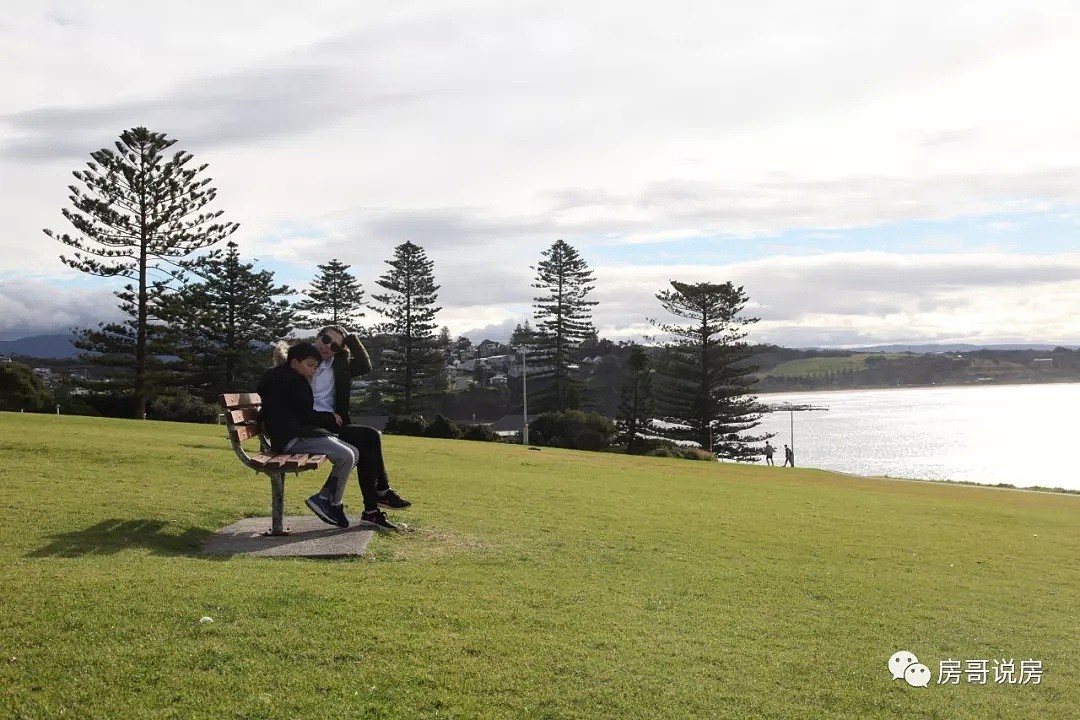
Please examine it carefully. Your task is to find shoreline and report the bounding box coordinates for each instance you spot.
[832,468,1080,497]
[755,378,1080,396]
[722,457,1080,496]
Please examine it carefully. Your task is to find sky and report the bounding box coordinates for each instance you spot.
[2,0,1080,347]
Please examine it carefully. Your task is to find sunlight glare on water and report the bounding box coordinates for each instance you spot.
[756,383,1079,491]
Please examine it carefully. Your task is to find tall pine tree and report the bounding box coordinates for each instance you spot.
[43,127,237,418]
[293,258,366,330]
[369,242,443,414]
[616,344,655,454]
[510,320,540,347]
[650,280,768,460]
[531,240,597,411]
[164,241,295,400]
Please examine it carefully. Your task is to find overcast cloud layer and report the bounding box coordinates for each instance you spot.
[2,1,1079,346]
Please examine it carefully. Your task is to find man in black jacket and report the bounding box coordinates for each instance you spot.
[257,343,360,529]
[309,326,412,513]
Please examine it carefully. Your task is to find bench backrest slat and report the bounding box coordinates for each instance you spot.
[227,408,260,426]
[221,392,262,409]
[229,424,262,444]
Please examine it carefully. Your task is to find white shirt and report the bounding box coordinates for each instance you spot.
[311,358,336,412]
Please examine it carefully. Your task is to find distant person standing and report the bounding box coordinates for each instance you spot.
[763,441,775,466]
[783,444,795,467]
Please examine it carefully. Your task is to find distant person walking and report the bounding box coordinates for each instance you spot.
[763,441,775,466]
[783,444,795,467]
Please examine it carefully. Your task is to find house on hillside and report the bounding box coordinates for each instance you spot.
[490,414,541,437]
[476,339,506,358]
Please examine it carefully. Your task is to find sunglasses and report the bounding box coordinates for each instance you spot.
[319,334,343,353]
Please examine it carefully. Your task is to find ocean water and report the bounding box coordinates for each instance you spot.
[753,383,1080,491]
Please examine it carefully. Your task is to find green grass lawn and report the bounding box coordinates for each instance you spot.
[1,412,1077,719]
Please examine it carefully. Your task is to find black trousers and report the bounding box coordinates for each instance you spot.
[314,414,390,511]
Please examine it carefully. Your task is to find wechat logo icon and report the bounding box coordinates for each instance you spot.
[890,650,932,687]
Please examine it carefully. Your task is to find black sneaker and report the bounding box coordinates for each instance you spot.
[377,488,412,509]
[305,493,337,527]
[327,503,350,528]
[360,509,399,531]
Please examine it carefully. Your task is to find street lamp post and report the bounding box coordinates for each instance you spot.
[789,406,794,454]
[774,402,828,465]
[519,346,529,445]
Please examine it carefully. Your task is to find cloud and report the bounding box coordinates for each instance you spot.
[0,64,427,161]
[0,278,122,340]
[458,317,523,345]
[4,2,1080,349]
[590,252,1080,346]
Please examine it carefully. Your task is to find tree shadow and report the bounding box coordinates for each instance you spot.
[27,519,214,558]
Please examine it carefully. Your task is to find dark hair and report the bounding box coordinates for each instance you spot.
[318,325,347,339]
[287,342,321,365]
[316,325,350,357]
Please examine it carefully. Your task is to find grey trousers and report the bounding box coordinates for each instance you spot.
[285,435,358,505]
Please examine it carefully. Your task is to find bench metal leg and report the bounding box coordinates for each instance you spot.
[267,471,288,536]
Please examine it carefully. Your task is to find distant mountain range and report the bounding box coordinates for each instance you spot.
[845,343,1080,353]
[0,334,79,359]
[1,334,1077,361]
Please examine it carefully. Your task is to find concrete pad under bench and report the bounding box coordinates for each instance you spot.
[203,515,375,558]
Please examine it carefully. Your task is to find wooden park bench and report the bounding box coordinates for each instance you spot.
[221,393,328,536]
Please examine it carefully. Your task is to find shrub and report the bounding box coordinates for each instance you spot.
[384,414,428,436]
[461,423,499,442]
[530,411,616,451]
[0,362,52,412]
[645,443,716,461]
[424,414,463,440]
[150,392,218,423]
[645,445,678,458]
[573,428,609,452]
[80,392,139,419]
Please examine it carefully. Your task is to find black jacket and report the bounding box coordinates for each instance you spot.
[256,364,331,452]
[329,334,372,426]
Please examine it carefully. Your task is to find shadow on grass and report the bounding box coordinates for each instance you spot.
[26,519,213,558]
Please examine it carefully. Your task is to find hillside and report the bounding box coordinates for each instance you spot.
[0,333,78,359]
[750,345,1080,392]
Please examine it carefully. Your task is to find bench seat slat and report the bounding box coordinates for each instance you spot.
[261,454,293,469]
[248,452,327,472]
[273,454,317,470]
